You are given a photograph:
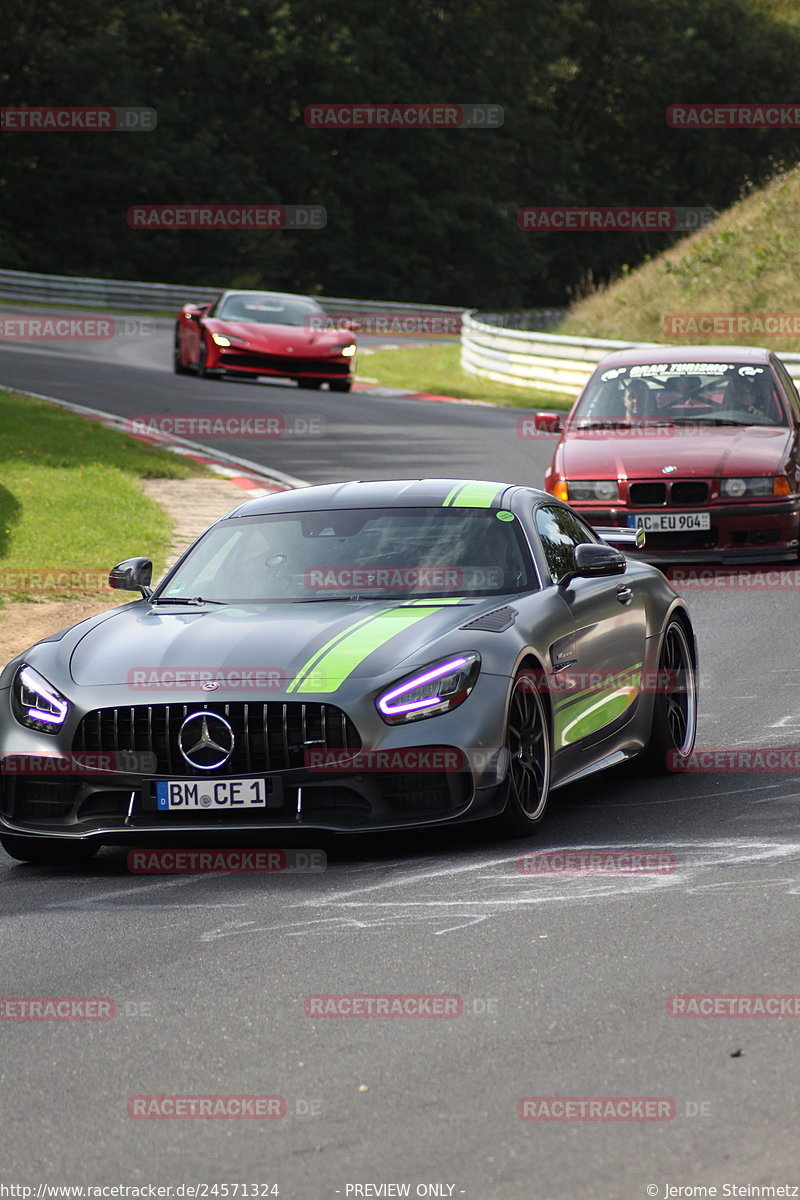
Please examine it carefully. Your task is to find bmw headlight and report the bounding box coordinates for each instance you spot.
[11,665,70,732]
[376,653,480,724]
[720,477,779,498]
[567,480,620,502]
[335,344,357,357]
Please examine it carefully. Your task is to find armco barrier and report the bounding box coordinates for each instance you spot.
[461,311,800,395]
[0,267,467,324]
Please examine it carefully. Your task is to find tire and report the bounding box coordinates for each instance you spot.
[493,668,552,837]
[302,379,323,389]
[638,618,697,773]
[0,833,99,866]
[328,380,352,393]
[173,336,191,374]
[196,338,208,378]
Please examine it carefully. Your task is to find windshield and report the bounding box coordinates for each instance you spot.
[572,362,788,428]
[213,293,325,326]
[157,508,535,603]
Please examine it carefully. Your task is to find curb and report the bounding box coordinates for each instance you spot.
[4,387,310,494]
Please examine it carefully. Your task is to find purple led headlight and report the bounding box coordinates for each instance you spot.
[376,653,480,724]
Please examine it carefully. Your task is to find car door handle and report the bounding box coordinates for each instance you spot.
[616,585,634,606]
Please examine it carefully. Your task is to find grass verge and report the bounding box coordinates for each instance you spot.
[358,342,574,409]
[0,389,210,603]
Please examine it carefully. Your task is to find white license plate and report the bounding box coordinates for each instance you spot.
[155,778,270,810]
[629,512,710,532]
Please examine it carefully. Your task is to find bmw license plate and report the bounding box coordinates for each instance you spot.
[628,512,710,532]
[155,778,270,810]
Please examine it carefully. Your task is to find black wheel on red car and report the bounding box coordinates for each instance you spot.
[0,833,99,866]
[494,668,552,837]
[303,380,323,389]
[639,618,697,773]
[196,337,209,378]
[328,380,352,392]
[173,335,191,375]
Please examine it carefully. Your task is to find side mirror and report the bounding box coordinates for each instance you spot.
[559,542,626,588]
[109,557,153,599]
[534,411,563,434]
[341,319,361,332]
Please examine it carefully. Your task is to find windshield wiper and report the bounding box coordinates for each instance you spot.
[668,416,754,427]
[150,596,226,605]
[575,420,675,430]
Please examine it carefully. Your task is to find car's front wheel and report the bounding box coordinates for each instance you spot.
[328,380,352,392]
[0,833,99,866]
[494,668,552,837]
[173,335,191,374]
[639,617,697,772]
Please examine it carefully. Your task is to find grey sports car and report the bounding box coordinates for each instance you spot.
[0,479,697,864]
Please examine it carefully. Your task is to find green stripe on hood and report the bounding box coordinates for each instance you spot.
[288,599,464,694]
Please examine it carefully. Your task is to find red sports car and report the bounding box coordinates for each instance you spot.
[536,346,800,563]
[173,289,357,390]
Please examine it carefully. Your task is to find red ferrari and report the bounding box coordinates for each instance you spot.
[536,346,800,563]
[173,289,357,390]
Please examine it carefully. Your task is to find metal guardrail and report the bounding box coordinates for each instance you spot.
[461,310,800,394]
[0,267,467,322]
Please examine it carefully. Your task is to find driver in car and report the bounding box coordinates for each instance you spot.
[726,371,776,421]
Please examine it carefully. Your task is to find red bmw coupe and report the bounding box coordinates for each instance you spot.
[174,289,357,390]
[536,346,800,563]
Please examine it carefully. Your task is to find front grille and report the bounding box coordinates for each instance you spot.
[629,482,667,506]
[74,702,361,777]
[9,780,75,819]
[642,529,718,549]
[220,352,350,375]
[671,481,709,505]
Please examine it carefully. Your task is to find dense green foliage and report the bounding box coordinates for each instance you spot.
[2,0,799,306]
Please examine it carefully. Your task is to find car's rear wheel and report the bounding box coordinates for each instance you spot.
[0,833,99,866]
[494,668,552,837]
[328,380,352,392]
[639,618,697,773]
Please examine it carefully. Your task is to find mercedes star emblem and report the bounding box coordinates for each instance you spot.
[178,712,235,770]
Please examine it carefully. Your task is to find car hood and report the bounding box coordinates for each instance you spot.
[561,425,792,479]
[206,319,347,353]
[63,598,503,691]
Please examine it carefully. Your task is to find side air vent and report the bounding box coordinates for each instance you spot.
[460,606,518,633]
